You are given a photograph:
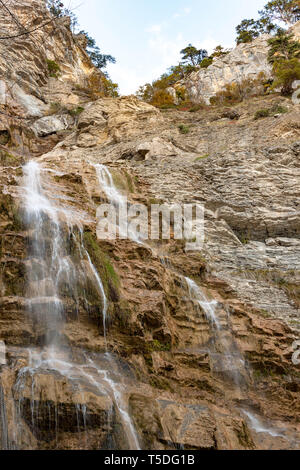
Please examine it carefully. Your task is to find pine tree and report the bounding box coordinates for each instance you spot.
[180,45,208,66]
[259,0,300,26]
[78,31,116,70]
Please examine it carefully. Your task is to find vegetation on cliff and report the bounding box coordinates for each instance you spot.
[46,0,119,96]
[236,0,300,44]
[137,0,300,109]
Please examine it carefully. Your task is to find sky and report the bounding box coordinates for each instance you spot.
[67,0,267,95]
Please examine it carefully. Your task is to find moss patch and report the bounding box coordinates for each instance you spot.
[178,124,190,134]
[69,106,84,117]
[83,231,120,297]
[147,340,171,352]
[194,154,209,162]
[47,59,61,78]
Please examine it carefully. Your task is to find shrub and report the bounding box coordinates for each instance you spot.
[200,57,213,68]
[178,124,190,134]
[210,83,242,105]
[254,109,271,119]
[272,58,300,95]
[188,101,208,112]
[47,59,61,78]
[210,73,268,106]
[175,86,186,101]
[151,89,174,108]
[254,103,288,120]
[69,106,84,116]
[101,76,119,97]
[271,103,288,114]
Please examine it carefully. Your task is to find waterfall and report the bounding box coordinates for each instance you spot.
[22,161,66,347]
[242,410,284,438]
[7,160,141,450]
[185,276,248,388]
[93,163,143,244]
[185,277,220,328]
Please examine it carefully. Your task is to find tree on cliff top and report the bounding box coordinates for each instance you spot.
[78,31,116,70]
[260,0,300,26]
[46,0,78,30]
[180,44,208,66]
[268,29,300,94]
[236,0,300,44]
[45,1,116,71]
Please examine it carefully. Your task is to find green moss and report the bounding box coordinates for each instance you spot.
[113,300,132,328]
[124,171,135,193]
[69,106,84,117]
[144,354,153,370]
[254,104,288,120]
[147,340,171,352]
[83,231,120,295]
[47,59,61,78]
[149,376,172,391]
[12,206,23,231]
[178,124,190,134]
[0,130,10,145]
[237,423,255,449]
[194,154,209,162]
[111,171,132,193]
[252,366,276,379]
[0,150,23,167]
[148,197,163,206]
[254,109,270,120]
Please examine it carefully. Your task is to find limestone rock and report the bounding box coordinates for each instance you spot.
[180,21,300,104]
[31,114,74,137]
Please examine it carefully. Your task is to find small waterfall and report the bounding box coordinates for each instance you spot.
[185,276,248,388]
[242,410,284,438]
[93,163,142,244]
[83,354,140,450]
[185,277,220,328]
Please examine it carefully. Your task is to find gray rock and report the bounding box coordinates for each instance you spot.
[31,114,74,137]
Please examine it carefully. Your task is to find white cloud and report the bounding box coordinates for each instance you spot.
[172,6,192,19]
[146,24,162,34]
[106,63,151,96]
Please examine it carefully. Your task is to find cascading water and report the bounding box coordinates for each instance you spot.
[93,163,143,244]
[22,161,67,347]
[184,275,250,392]
[185,277,220,328]
[4,160,141,450]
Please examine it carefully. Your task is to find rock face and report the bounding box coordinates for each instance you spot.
[181,22,300,104]
[0,1,299,451]
[185,35,272,104]
[0,0,105,120]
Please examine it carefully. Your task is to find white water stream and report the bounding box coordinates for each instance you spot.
[93,163,143,244]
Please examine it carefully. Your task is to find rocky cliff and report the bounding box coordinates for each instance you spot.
[181,22,300,104]
[0,0,299,451]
